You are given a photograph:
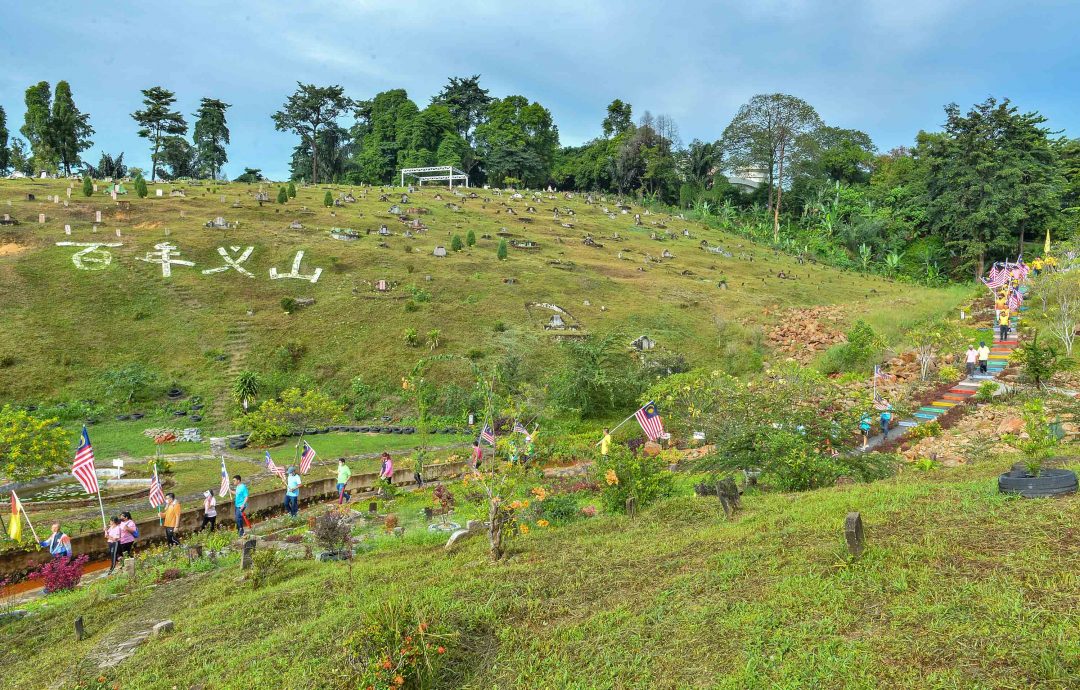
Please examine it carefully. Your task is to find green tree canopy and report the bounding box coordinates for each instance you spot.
[50,81,94,176]
[131,86,187,182]
[0,406,72,481]
[193,97,230,180]
[272,82,353,184]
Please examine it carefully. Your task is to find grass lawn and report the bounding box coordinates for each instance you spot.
[1,454,1077,689]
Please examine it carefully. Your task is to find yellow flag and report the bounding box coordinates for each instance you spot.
[7,492,22,542]
[1045,228,1051,255]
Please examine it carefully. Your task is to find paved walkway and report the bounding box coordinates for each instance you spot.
[861,310,1022,452]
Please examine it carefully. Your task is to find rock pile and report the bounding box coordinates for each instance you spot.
[766,306,846,364]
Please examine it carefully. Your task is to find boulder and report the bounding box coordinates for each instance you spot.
[996,417,1023,435]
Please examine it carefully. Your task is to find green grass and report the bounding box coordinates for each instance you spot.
[2,457,1077,689]
[0,178,969,428]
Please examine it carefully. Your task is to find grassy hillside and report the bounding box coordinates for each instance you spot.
[1,456,1076,689]
[0,178,967,425]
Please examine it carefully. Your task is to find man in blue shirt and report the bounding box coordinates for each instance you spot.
[40,522,72,558]
[284,466,301,517]
[231,475,250,536]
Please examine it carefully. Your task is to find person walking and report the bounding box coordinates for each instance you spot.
[880,407,893,440]
[859,414,872,450]
[232,475,250,537]
[998,311,1011,342]
[600,428,612,457]
[380,452,394,485]
[470,441,483,470]
[284,466,301,517]
[118,511,137,561]
[40,523,72,559]
[336,458,352,504]
[977,341,991,374]
[964,344,978,378]
[162,493,181,546]
[201,490,217,531]
[106,516,123,574]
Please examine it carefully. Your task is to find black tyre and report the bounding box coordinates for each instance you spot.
[999,469,1078,498]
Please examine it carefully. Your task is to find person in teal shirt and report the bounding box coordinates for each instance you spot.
[232,475,249,536]
[284,466,301,517]
[336,458,352,504]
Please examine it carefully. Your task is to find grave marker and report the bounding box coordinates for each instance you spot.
[64,224,71,235]
[241,539,256,569]
[38,213,46,224]
[844,512,865,558]
[95,210,102,223]
[123,557,135,578]
[66,187,71,198]
[74,616,85,641]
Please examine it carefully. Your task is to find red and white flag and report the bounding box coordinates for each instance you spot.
[148,467,165,508]
[265,451,286,480]
[299,442,316,475]
[219,456,231,497]
[635,401,665,441]
[72,426,100,495]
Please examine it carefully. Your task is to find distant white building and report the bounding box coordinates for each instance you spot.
[724,167,768,193]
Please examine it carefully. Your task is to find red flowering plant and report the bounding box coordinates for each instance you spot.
[28,554,89,593]
[344,598,454,689]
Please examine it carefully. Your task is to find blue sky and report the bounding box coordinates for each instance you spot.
[2,0,1079,180]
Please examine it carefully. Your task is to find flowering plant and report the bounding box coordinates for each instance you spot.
[28,554,89,593]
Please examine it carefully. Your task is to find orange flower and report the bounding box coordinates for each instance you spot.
[405,635,413,643]
[382,659,393,670]
[519,524,530,535]
[509,500,523,510]
[394,675,405,686]
[418,622,429,632]
[537,519,549,528]
[605,469,619,486]
[437,646,446,654]
[531,487,547,501]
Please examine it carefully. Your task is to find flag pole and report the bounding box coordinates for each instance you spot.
[95,489,108,532]
[22,506,41,544]
[594,410,638,447]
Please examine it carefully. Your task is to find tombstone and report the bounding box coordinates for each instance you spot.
[64,200,69,207]
[156,189,163,197]
[179,210,186,217]
[717,478,741,518]
[66,187,72,198]
[54,195,59,204]
[241,539,257,569]
[631,335,656,351]
[220,195,226,203]
[152,620,174,636]
[123,557,136,578]
[289,220,303,229]
[546,314,566,330]
[662,250,674,259]
[26,193,35,201]
[111,190,117,201]
[74,616,85,641]
[625,496,637,518]
[95,210,102,223]
[92,184,98,192]
[38,213,46,224]
[844,512,865,558]
[433,246,447,257]
[115,228,122,238]
[64,224,71,235]
[376,279,388,292]
[369,501,378,513]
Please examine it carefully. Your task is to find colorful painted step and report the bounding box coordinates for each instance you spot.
[948,388,976,395]
[913,413,938,420]
[918,407,946,415]
[930,401,956,408]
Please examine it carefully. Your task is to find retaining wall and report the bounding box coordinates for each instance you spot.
[0,461,468,579]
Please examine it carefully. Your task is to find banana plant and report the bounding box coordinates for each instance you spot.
[883,250,904,277]
[858,243,872,272]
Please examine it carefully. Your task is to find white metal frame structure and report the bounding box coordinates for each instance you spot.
[399,165,469,188]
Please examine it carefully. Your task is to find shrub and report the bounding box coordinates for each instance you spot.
[821,320,885,374]
[277,186,288,204]
[427,329,441,350]
[287,181,297,198]
[323,190,333,207]
[0,405,71,480]
[134,175,148,198]
[99,363,160,403]
[451,235,464,251]
[497,239,508,260]
[156,568,183,583]
[404,328,420,347]
[280,297,297,314]
[28,555,89,593]
[240,388,343,445]
[404,300,419,313]
[938,364,962,383]
[974,380,998,403]
[493,321,507,333]
[342,598,454,689]
[593,446,674,514]
[1015,330,1065,388]
[273,341,307,371]
[466,229,476,246]
[906,420,942,441]
[250,548,284,589]
[81,176,93,197]
[314,506,352,553]
[535,493,580,523]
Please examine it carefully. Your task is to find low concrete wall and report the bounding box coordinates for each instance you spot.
[0,461,467,579]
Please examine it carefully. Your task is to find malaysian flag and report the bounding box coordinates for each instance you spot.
[265,451,286,480]
[72,426,100,494]
[635,401,665,441]
[299,441,316,475]
[480,425,496,446]
[1007,289,1023,311]
[148,467,165,508]
[873,396,892,411]
[873,365,895,382]
[218,456,230,497]
[512,421,528,434]
[983,266,1008,290]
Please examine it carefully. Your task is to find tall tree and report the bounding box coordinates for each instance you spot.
[474,95,559,187]
[431,75,492,144]
[192,98,231,180]
[602,99,633,138]
[922,97,1060,277]
[8,138,32,176]
[157,136,197,180]
[21,81,58,173]
[50,81,94,176]
[272,83,353,184]
[721,93,822,241]
[131,87,187,182]
[0,106,8,174]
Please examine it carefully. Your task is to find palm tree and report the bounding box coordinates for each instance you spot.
[232,371,260,412]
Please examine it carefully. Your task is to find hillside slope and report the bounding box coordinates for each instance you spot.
[0,460,1076,689]
[0,179,965,419]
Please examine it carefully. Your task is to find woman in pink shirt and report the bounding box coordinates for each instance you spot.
[118,511,137,561]
[380,452,394,485]
[105,516,123,573]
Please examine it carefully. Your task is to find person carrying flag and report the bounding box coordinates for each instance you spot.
[232,475,250,536]
[600,428,612,457]
[162,493,181,546]
[201,490,217,531]
[471,440,483,470]
[284,466,301,517]
[879,406,893,440]
[40,523,72,559]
